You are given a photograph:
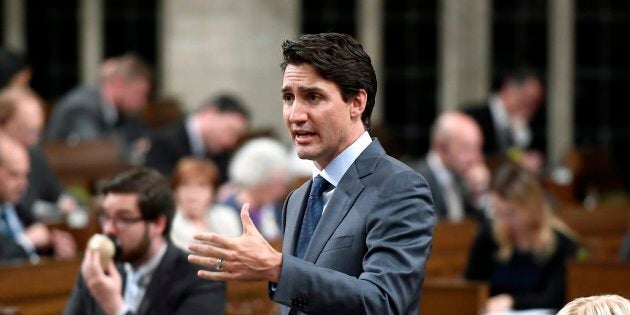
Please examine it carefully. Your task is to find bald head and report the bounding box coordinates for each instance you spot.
[0,86,44,147]
[431,111,483,175]
[0,133,29,203]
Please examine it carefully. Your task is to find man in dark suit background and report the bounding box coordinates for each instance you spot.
[0,134,76,262]
[463,67,544,173]
[0,86,80,223]
[413,111,488,222]
[188,32,435,315]
[144,94,249,180]
[63,168,225,315]
[46,53,151,162]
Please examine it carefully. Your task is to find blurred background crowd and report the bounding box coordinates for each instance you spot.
[0,1,629,314]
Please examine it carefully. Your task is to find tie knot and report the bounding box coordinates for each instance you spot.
[310,175,330,197]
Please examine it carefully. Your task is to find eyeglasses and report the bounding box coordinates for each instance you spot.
[98,213,144,230]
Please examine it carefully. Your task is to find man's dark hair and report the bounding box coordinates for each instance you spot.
[492,66,541,92]
[200,93,250,120]
[101,168,174,236]
[0,48,28,89]
[281,33,377,131]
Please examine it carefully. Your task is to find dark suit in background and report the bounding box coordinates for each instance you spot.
[145,119,229,181]
[16,147,65,224]
[0,235,29,261]
[270,140,434,315]
[63,243,225,315]
[414,158,482,221]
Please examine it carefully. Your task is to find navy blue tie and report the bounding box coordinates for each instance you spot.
[296,175,330,259]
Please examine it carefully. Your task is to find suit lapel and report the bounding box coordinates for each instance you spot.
[135,244,177,315]
[303,164,364,262]
[302,140,385,263]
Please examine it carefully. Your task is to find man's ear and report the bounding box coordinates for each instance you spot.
[349,89,367,120]
[151,215,167,236]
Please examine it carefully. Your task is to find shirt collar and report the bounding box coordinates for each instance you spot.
[124,242,168,282]
[98,88,118,126]
[489,94,510,130]
[185,116,206,157]
[313,131,372,187]
[427,150,454,186]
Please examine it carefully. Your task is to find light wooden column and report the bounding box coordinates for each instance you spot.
[79,0,103,84]
[160,0,299,139]
[3,0,25,51]
[357,0,384,126]
[438,0,490,112]
[547,0,575,165]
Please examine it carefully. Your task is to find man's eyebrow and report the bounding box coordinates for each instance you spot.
[281,86,325,94]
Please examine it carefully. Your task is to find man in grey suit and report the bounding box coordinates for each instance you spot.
[188,32,435,314]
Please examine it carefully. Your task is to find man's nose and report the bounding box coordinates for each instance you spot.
[102,220,118,235]
[288,101,308,123]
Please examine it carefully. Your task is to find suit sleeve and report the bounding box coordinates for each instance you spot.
[144,133,178,176]
[270,170,434,314]
[172,279,226,315]
[62,275,91,315]
[0,235,30,261]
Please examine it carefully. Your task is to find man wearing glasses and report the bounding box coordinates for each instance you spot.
[63,168,225,315]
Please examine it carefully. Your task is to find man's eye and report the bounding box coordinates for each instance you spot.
[283,94,294,103]
[309,95,321,102]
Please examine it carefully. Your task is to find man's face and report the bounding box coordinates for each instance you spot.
[282,63,362,169]
[519,78,543,121]
[202,112,248,154]
[3,98,44,148]
[117,78,150,113]
[0,149,29,204]
[443,126,482,176]
[100,193,152,264]
[174,182,213,218]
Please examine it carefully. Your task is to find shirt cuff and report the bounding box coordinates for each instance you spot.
[117,303,132,315]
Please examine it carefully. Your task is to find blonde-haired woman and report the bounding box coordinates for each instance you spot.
[465,163,579,313]
[558,295,630,315]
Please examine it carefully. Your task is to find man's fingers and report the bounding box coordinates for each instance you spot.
[197,269,241,282]
[188,242,233,260]
[187,254,228,270]
[193,232,235,249]
[240,203,256,234]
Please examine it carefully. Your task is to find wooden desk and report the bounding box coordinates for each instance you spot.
[0,258,81,315]
[567,260,630,301]
[420,278,488,315]
[557,205,629,260]
[425,219,478,278]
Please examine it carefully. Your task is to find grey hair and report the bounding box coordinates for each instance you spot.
[228,137,289,188]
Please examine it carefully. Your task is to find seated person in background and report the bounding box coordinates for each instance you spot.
[0,87,80,223]
[145,93,249,180]
[463,67,544,174]
[46,53,152,162]
[63,168,225,315]
[170,157,241,252]
[0,133,76,262]
[412,111,489,222]
[465,162,578,312]
[0,48,31,88]
[219,137,289,240]
[558,294,630,315]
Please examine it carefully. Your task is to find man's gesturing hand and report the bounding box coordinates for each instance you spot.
[188,203,283,283]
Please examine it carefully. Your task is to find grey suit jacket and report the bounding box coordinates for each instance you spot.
[270,140,435,315]
[46,86,147,146]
